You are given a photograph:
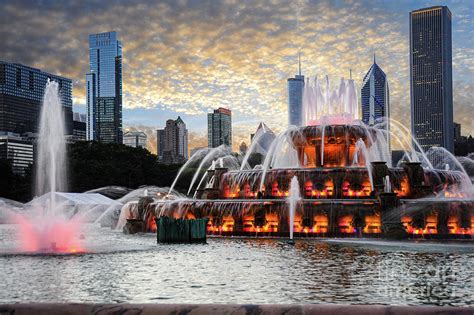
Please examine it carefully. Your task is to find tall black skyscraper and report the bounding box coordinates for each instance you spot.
[410,6,453,153]
[86,31,123,143]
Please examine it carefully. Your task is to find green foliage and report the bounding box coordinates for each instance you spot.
[0,141,201,201]
[68,141,184,192]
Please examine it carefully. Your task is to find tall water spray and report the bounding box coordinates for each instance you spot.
[14,81,81,253]
[302,76,359,125]
[287,176,301,241]
[36,80,67,201]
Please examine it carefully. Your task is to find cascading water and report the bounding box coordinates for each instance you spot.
[353,139,374,191]
[185,145,232,196]
[287,176,301,241]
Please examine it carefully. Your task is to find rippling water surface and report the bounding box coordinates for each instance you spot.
[0,224,472,306]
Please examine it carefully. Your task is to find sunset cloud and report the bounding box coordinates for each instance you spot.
[0,0,472,152]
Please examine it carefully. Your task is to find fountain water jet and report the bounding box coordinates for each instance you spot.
[12,81,83,253]
[287,176,301,242]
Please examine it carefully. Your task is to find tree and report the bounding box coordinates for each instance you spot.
[68,141,185,193]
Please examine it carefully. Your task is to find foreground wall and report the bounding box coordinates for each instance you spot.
[0,304,472,315]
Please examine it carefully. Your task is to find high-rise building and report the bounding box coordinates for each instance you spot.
[72,112,87,142]
[410,6,453,153]
[157,116,188,164]
[0,61,72,135]
[239,142,248,154]
[156,129,165,159]
[86,31,123,144]
[123,131,147,148]
[287,54,304,127]
[208,107,232,148]
[176,116,188,160]
[0,132,34,175]
[361,56,389,126]
[453,122,462,143]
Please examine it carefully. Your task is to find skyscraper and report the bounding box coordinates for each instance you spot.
[287,54,304,127]
[0,132,34,175]
[156,129,165,160]
[208,107,232,148]
[0,61,72,135]
[86,31,123,143]
[361,56,389,126]
[410,6,453,153]
[176,116,188,160]
[157,116,188,164]
[72,112,87,142]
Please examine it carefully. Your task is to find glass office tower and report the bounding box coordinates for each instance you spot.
[410,6,453,153]
[86,31,123,143]
[361,57,389,126]
[208,107,232,148]
[0,61,72,135]
[288,74,305,127]
[287,55,304,127]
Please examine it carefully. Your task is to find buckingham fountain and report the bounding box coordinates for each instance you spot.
[121,75,474,239]
[2,75,473,251]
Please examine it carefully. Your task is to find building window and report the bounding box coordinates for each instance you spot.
[29,71,34,90]
[16,68,21,88]
[0,64,5,85]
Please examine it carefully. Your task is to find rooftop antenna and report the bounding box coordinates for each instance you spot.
[373,52,376,64]
[349,68,352,80]
[298,51,301,76]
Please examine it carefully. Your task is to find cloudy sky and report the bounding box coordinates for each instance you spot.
[1,0,472,153]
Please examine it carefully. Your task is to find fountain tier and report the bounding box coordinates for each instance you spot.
[134,123,474,239]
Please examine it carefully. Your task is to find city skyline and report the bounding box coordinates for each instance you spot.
[0,0,472,153]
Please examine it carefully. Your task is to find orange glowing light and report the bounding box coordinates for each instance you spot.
[338,215,354,234]
[422,215,438,234]
[447,215,460,234]
[222,215,234,232]
[243,216,255,232]
[401,215,413,233]
[363,215,381,234]
[313,214,328,233]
